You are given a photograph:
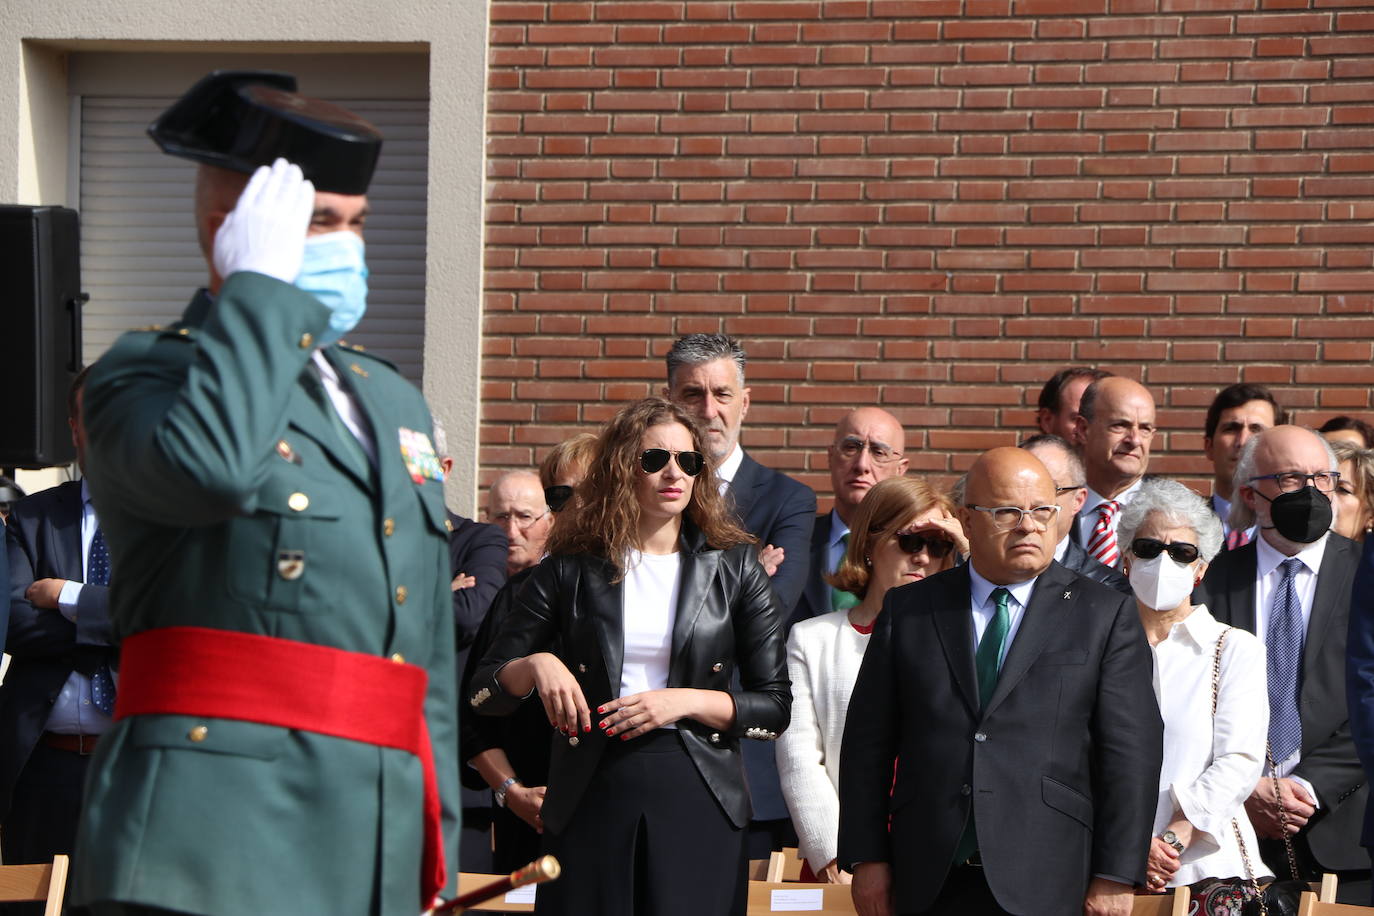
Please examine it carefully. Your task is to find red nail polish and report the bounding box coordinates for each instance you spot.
[584,724,591,733]
[620,734,628,741]
[597,706,606,714]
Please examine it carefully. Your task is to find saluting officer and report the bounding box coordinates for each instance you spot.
[71,71,460,916]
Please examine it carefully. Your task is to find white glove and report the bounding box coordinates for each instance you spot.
[212,158,316,284]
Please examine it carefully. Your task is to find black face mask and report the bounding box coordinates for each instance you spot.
[1258,486,1332,544]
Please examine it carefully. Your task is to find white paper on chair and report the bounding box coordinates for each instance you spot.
[770,888,824,911]
[504,885,537,904]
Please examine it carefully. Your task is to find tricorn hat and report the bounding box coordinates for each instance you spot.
[148,70,383,195]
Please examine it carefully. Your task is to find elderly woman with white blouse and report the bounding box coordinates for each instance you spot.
[1118,478,1273,895]
[776,477,965,883]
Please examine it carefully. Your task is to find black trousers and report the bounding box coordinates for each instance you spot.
[493,804,543,874]
[1,740,90,866]
[537,730,746,916]
[1260,834,1370,905]
[911,865,1009,916]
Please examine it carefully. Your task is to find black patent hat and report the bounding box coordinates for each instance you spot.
[147,70,383,195]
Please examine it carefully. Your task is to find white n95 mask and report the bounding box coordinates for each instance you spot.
[1128,554,1197,612]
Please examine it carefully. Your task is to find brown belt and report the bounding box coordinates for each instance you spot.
[40,732,101,755]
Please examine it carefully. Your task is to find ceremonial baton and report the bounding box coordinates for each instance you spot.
[431,855,561,914]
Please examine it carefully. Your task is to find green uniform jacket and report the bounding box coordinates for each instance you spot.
[71,272,460,916]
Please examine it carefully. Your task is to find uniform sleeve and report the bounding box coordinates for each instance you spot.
[776,622,841,872]
[83,273,330,527]
[422,509,462,893]
[726,548,792,739]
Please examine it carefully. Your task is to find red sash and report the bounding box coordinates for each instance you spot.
[115,626,446,908]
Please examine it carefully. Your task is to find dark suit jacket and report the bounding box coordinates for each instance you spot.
[1060,539,1132,594]
[1346,536,1374,849]
[792,510,835,629]
[838,561,1161,915]
[0,480,114,820]
[447,512,508,653]
[470,522,792,834]
[1201,534,1365,871]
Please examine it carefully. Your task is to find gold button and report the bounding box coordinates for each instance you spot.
[177,328,190,336]
[395,585,408,604]
[299,332,313,349]
[188,725,208,743]
[383,518,395,537]
[288,492,310,512]
[444,518,454,532]
[390,653,406,664]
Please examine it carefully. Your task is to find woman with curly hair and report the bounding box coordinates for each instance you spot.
[470,396,792,916]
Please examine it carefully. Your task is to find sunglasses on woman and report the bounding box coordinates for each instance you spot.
[1130,538,1200,564]
[639,448,706,477]
[894,531,955,559]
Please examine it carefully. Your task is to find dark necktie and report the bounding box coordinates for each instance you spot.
[953,587,1013,864]
[1267,557,1305,764]
[831,532,859,612]
[88,526,116,716]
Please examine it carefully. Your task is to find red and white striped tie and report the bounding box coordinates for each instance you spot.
[1087,500,1121,568]
[1226,527,1251,550]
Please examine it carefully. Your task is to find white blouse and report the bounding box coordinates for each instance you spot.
[775,609,871,873]
[620,550,680,699]
[1151,605,1273,886]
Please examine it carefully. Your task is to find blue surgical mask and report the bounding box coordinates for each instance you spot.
[295,231,368,345]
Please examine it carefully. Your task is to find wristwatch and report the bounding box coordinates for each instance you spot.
[1160,830,1185,854]
[494,776,520,808]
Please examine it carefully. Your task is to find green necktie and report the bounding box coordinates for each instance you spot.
[976,587,1012,711]
[954,586,1012,865]
[831,532,860,611]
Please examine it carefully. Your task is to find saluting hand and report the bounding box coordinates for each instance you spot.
[213,157,315,284]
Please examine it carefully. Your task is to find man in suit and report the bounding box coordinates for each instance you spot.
[839,447,1160,916]
[1202,383,1284,550]
[1347,536,1374,902]
[1201,424,1367,901]
[1,366,116,872]
[664,332,816,857]
[71,71,460,916]
[793,407,909,625]
[1070,376,1158,571]
[1034,367,1112,441]
[1020,434,1130,594]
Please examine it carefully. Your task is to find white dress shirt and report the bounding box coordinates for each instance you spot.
[776,609,871,872]
[1076,478,1145,553]
[46,480,113,736]
[312,350,377,464]
[1252,532,1327,792]
[967,563,1035,667]
[715,443,745,497]
[1150,606,1273,886]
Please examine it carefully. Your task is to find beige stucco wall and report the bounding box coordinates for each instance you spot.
[0,1,490,513]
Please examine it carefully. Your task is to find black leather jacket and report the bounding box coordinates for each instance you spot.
[470,522,792,833]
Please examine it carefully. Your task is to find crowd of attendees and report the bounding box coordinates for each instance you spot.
[7,332,1374,915]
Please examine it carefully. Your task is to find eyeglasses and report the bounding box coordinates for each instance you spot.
[893,531,955,559]
[1054,485,1084,496]
[491,507,551,530]
[834,436,902,465]
[544,485,574,512]
[639,448,706,477]
[967,504,1060,531]
[1248,471,1340,493]
[1130,538,1200,564]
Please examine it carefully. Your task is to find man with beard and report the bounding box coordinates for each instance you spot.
[1201,425,1366,901]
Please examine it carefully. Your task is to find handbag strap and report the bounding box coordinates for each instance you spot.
[1212,628,1270,916]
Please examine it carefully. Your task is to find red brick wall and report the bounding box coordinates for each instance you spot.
[481,0,1374,509]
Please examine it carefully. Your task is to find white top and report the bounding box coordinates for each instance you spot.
[47,479,113,736]
[1151,606,1273,886]
[1252,533,1327,783]
[776,609,871,872]
[620,550,681,700]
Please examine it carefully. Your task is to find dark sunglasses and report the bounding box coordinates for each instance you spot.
[639,448,706,477]
[1130,537,1200,564]
[544,485,574,512]
[895,531,955,559]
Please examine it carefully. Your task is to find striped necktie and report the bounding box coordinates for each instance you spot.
[1226,527,1251,550]
[1267,557,1305,764]
[1086,500,1121,568]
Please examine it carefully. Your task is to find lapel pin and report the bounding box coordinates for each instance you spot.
[349,363,369,379]
[1063,590,1072,599]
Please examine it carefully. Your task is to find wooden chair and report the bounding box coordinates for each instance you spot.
[747,880,857,915]
[453,872,536,912]
[747,850,786,883]
[777,847,805,881]
[0,854,68,916]
[1313,873,1339,903]
[1297,891,1369,915]
[1131,885,1190,916]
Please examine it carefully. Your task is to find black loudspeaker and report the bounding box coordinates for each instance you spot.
[0,205,86,469]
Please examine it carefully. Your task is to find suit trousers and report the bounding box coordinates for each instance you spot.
[910,865,1009,916]
[1,741,90,864]
[536,730,746,916]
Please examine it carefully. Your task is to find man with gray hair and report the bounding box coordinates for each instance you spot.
[664,332,816,858]
[1199,425,1366,901]
[1021,434,1130,594]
